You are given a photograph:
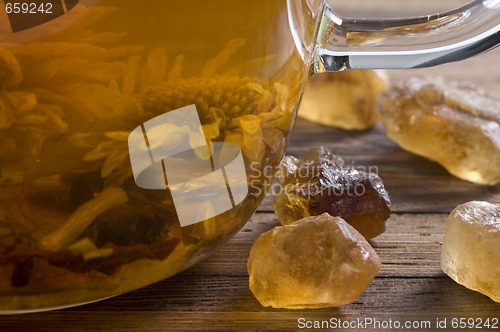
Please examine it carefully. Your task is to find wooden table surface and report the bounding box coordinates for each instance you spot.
[2,2,500,331]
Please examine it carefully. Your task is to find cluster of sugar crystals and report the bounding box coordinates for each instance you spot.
[248,74,500,309]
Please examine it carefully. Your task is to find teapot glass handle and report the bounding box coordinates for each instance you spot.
[312,0,500,72]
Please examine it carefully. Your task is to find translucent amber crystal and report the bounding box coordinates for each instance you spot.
[298,70,388,130]
[378,77,500,185]
[272,147,390,239]
[247,213,380,309]
[441,201,500,302]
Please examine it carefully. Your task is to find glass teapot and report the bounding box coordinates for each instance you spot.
[0,0,498,313]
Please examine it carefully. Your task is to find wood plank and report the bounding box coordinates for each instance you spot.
[180,212,449,278]
[3,310,499,332]
[82,276,497,315]
[257,47,500,213]
[257,41,500,215]
[3,212,498,332]
[258,119,500,213]
[1,0,499,329]
[1,278,497,331]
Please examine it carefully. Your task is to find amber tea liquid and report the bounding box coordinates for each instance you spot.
[0,0,306,312]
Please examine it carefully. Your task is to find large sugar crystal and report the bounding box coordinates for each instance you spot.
[298,70,388,130]
[298,70,387,130]
[247,213,381,309]
[272,147,390,239]
[378,77,500,185]
[441,201,500,302]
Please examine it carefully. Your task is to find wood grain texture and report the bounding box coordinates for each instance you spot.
[258,119,500,214]
[3,61,499,332]
[1,213,499,331]
[1,0,499,330]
